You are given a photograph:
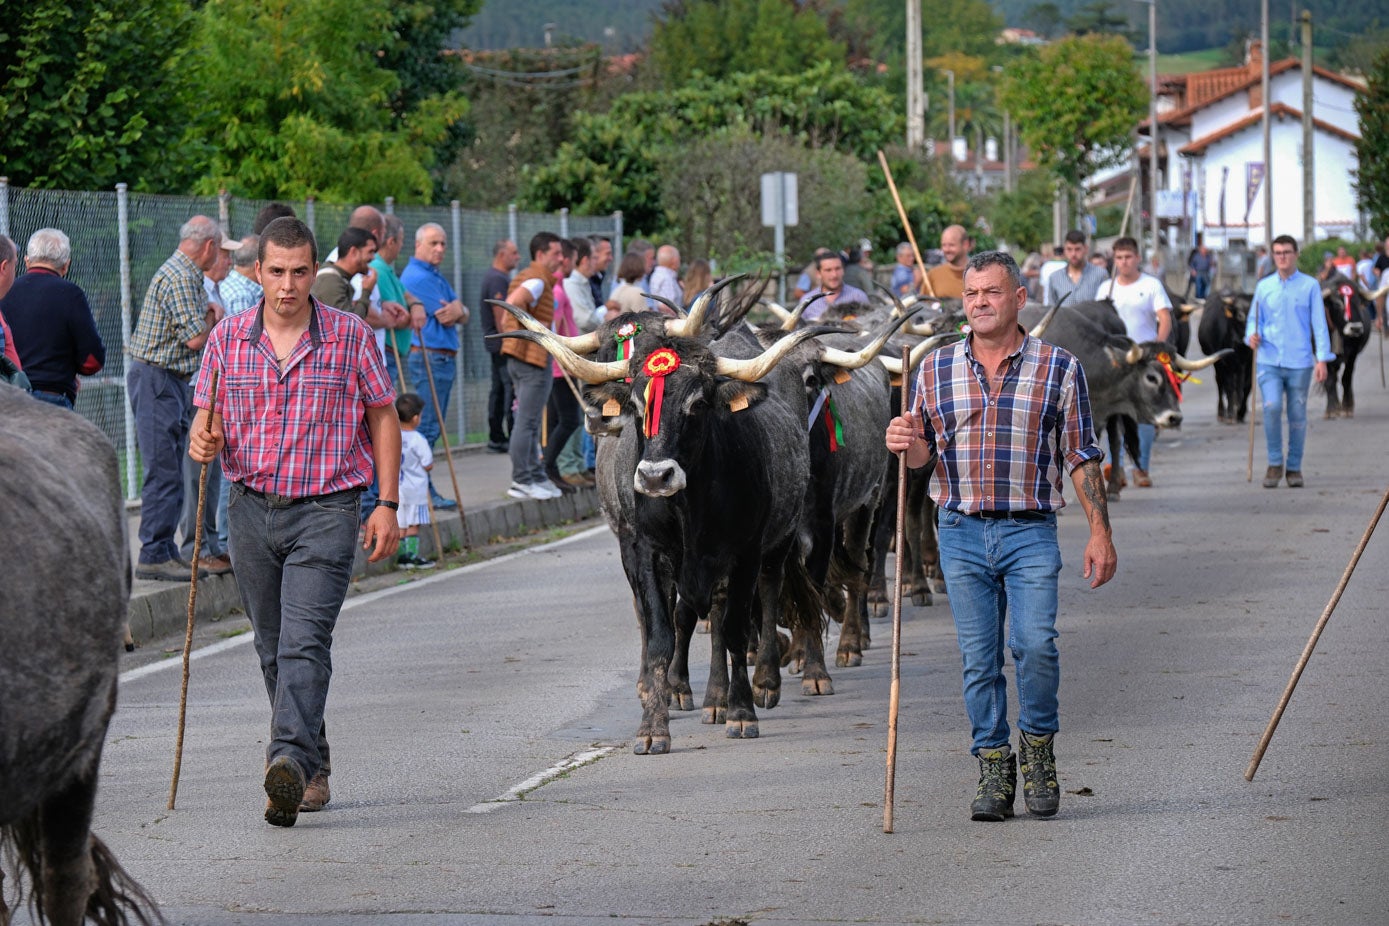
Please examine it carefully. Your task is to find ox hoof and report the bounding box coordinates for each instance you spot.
[670,688,694,711]
[753,686,780,709]
[869,601,887,619]
[725,719,759,739]
[835,650,862,668]
[632,735,670,755]
[695,619,710,634]
[701,706,725,725]
[801,674,835,696]
[910,591,933,607]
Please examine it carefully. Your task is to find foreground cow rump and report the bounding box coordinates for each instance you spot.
[0,384,158,925]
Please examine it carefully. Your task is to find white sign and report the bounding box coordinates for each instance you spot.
[760,172,798,228]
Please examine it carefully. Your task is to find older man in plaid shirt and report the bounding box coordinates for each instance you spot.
[886,250,1117,823]
[190,217,401,828]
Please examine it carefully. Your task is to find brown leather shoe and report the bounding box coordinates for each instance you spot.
[199,554,233,575]
[1262,465,1283,489]
[1132,469,1152,488]
[299,770,331,812]
[264,756,306,827]
[1285,471,1304,488]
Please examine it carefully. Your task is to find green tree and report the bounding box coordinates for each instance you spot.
[989,169,1056,253]
[650,0,845,87]
[188,0,469,202]
[998,34,1146,218]
[1353,48,1389,236]
[0,0,201,190]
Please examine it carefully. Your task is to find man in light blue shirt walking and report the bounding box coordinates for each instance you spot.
[1245,235,1333,489]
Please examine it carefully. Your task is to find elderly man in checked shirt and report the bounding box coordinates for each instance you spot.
[189,217,401,828]
[886,250,1117,824]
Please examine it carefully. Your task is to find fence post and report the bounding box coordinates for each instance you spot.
[451,199,466,445]
[508,203,518,251]
[559,207,569,239]
[305,196,316,236]
[385,196,395,216]
[117,183,139,500]
[0,177,8,238]
[614,211,624,264]
[218,189,230,234]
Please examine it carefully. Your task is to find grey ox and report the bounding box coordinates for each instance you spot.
[0,384,159,925]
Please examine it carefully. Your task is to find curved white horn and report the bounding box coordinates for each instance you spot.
[783,292,823,331]
[877,333,956,374]
[761,300,793,321]
[819,312,917,369]
[666,274,743,338]
[494,329,629,385]
[1125,343,1144,365]
[714,326,824,382]
[1029,300,1063,339]
[1170,348,1231,371]
[488,300,601,354]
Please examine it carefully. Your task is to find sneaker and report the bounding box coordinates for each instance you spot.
[299,770,331,812]
[533,480,563,500]
[136,559,207,582]
[1285,471,1304,488]
[486,440,509,454]
[1132,469,1152,488]
[1262,465,1284,489]
[397,553,436,570]
[507,482,534,500]
[1018,732,1060,817]
[431,496,458,511]
[969,747,1016,822]
[264,756,306,827]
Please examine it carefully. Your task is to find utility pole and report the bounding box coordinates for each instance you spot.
[1147,0,1159,257]
[1262,0,1273,247]
[1302,9,1314,244]
[946,69,956,167]
[906,0,923,150]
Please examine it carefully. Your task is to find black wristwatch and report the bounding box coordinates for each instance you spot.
[374,499,399,510]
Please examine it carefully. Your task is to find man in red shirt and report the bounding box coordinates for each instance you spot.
[189,217,401,827]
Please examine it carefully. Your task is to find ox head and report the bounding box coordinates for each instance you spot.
[1321,274,1373,341]
[1110,340,1227,429]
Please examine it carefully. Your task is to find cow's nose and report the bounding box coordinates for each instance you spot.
[634,459,686,497]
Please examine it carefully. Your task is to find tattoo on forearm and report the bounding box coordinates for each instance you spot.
[1080,460,1110,531]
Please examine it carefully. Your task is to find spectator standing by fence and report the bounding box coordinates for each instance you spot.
[499,231,564,501]
[588,237,613,308]
[481,238,519,454]
[128,215,237,582]
[0,228,105,410]
[222,236,262,317]
[649,245,682,312]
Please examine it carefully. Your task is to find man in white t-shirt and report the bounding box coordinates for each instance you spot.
[1103,236,1172,488]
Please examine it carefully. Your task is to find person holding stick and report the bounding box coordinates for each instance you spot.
[188,217,401,828]
[884,250,1116,823]
[1246,235,1332,489]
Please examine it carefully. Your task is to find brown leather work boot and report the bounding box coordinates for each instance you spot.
[1262,465,1283,489]
[300,770,331,812]
[1132,469,1152,487]
[264,756,306,827]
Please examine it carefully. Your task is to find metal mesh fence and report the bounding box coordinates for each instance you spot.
[0,182,619,499]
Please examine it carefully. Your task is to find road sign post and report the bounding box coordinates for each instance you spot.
[761,172,798,305]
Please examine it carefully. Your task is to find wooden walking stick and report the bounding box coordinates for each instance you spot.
[884,345,912,834]
[876,150,936,299]
[170,369,218,810]
[1245,483,1389,781]
[392,339,444,558]
[419,348,471,551]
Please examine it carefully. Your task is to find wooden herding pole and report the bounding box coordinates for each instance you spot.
[1245,483,1389,780]
[884,345,912,833]
[877,150,937,299]
[170,369,218,810]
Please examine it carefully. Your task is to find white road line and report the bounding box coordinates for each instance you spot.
[465,746,619,814]
[119,524,611,686]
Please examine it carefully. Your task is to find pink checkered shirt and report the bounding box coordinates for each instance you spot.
[193,297,396,498]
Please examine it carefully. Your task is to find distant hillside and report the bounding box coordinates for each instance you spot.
[460,0,664,51]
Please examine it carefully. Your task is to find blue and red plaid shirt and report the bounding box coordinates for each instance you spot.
[911,329,1101,514]
[193,297,396,499]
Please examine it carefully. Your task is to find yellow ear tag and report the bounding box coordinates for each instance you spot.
[889,373,903,387]
[728,393,750,413]
[832,369,852,385]
[602,398,621,416]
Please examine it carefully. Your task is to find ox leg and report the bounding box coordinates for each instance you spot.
[1324,361,1342,418]
[723,559,762,738]
[668,597,699,711]
[1105,418,1125,500]
[903,475,934,607]
[1342,358,1357,418]
[866,455,898,619]
[700,588,730,725]
[626,544,675,755]
[835,510,876,669]
[35,769,100,926]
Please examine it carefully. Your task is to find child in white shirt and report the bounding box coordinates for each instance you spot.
[396,393,435,569]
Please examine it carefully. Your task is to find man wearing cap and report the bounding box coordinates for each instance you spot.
[128,215,239,581]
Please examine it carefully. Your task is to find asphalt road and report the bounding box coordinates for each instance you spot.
[76,357,1389,926]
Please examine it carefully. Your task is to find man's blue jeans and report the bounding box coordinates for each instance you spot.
[1257,364,1313,471]
[408,348,456,450]
[937,509,1063,755]
[227,483,360,779]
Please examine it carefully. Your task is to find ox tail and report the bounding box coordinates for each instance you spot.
[779,552,826,644]
[825,543,872,627]
[1,823,163,926]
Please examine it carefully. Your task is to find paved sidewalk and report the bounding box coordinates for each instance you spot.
[124,446,602,645]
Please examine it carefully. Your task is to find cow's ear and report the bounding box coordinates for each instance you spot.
[715,381,768,413]
[585,382,631,416]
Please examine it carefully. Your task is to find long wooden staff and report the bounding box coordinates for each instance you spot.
[419,346,471,551]
[884,345,911,834]
[393,338,445,560]
[1245,483,1389,781]
[1378,323,1384,389]
[1247,301,1259,482]
[876,150,936,299]
[169,369,218,810]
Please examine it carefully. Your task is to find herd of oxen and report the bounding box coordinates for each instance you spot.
[0,269,1381,924]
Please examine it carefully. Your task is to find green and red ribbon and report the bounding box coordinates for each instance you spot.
[614,322,641,382]
[642,347,680,438]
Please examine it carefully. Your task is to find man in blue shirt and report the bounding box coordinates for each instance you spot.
[402,222,470,510]
[890,242,917,297]
[1245,235,1333,488]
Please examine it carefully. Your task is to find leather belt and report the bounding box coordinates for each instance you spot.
[409,346,457,355]
[134,357,192,381]
[973,509,1048,522]
[237,483,361,509]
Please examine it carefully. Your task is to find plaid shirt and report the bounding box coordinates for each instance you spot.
[193,297,396,498]
[911,330,1102,514]
[129,249,210,374]
[221,268,263,317]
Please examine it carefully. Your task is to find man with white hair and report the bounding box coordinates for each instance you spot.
[128,215,238,581]
[0,227,105,410]
[890,242,917,297]
[649,244,682,309]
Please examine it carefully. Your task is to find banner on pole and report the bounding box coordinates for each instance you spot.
[1244,162,1265,223]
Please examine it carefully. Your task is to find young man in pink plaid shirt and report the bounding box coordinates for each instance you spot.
[190,217,401,827]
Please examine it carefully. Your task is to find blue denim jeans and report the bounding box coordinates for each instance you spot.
[937,509,1063,754]
[1123,422,1157,473]
[227,483,361,779]
[30,389,74,409]
[407,348,456,450]
[1257,364,1313,471]
[128,360,193,564]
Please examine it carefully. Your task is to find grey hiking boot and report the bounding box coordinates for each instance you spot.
[970,747,1016,822]
[1018,732,1060,817]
